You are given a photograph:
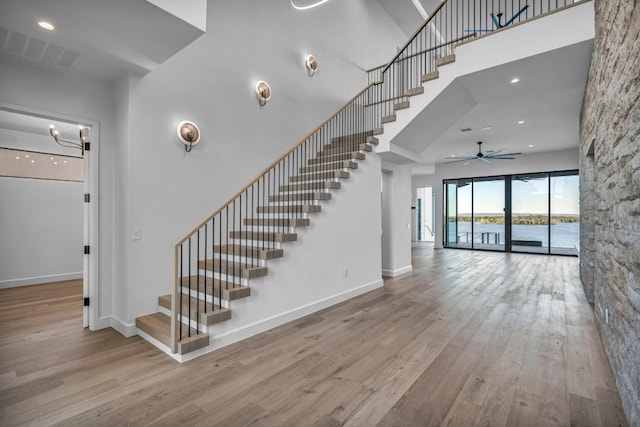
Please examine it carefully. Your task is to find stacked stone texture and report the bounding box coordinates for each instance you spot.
[579,0,639,424]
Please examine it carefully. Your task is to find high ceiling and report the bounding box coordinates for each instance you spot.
[0,0,592,170]
[398,40,594,167]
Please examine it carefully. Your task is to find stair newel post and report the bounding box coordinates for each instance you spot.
[171,243,180,353]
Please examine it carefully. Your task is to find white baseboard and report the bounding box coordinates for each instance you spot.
[381,265,412,277]
[170,278,384,363]
[0,272,83,289]
[109,315,137,337]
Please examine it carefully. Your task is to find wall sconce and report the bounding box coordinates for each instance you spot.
[177,120,201,152]
[255,80,271,106]
[305,54,318,76]
[49,124,89,155]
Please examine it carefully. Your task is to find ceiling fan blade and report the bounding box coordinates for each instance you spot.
[485,149,504,157]
[495,152,522,156]
[480,157,492,164]
[445,157,476,164]
[490,156,517,160]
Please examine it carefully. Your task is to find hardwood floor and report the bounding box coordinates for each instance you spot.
[0,245,629,426]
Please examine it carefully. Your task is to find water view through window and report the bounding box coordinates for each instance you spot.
[443,170,579,256]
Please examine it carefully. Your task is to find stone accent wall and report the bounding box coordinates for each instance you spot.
[579,0,640,424]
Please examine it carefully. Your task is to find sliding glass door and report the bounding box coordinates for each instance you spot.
[512,173,549,254]
[443,170,578,256]
[473,177,505,251]
[443,179,472,248]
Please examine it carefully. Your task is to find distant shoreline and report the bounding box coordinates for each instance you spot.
[454,214,580,225]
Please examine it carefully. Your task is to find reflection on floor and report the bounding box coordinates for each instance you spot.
[446,242,578,256]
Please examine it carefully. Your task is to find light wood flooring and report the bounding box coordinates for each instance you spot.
[0,244,629,426]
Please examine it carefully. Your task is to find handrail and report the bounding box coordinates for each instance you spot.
[380,1,448,76]
[174,83,376,247]
[170,0,579,354]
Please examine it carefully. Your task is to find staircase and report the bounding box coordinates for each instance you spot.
[136,132,382,356]
[135,0,583,359]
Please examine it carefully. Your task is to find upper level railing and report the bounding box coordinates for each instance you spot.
[171,0,580,353]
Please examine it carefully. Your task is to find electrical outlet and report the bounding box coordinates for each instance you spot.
[132,227,142,240]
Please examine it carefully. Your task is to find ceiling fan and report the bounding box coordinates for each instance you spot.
[446,141,522,165]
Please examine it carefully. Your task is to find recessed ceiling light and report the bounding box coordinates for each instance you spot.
[510,77,520,84]
[54,161,58,165]
[31,160,35,163]
[451,154,456,157]
[15,156,20,160]
[517,120,525,125]
[528,144,534,148]
[25,154,29,158]
[50,156,54,160]
[481,126,493,131]
[38,21,55,31]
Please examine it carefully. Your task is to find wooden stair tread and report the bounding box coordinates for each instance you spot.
[136,312,172,346]
[243,217,311,227]
[198,259,268,279]
[299,161,357,174]
[309,152,365,164]
[257,204,321,214]
[280,182,340,191]
[331,131,374,143]
[421,70,439,82]
[229,230,297,242]
[158,294,231,326]
[289,171,349,182]
[320,144,372,155]
[406,86,424,96]
[394,101,410,110]
[436,54,455,66]
[179,276,252,301]
[382,114,396,123]
[214,244,284,259]
[136,312,209,355]
[269,192,331,202]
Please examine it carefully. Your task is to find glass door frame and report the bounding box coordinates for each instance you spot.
[442,169,579,256]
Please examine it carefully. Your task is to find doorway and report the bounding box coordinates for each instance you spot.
[0,103,99,328]
[443,170,579,255]
[416,187,435,242]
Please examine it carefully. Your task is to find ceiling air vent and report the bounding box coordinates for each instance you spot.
[0,27,83,71]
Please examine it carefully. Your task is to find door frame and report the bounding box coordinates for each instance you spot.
[0,102,100,328]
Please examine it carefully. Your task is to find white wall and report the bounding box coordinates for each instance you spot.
[0,177,83,287]
[0,53,116,324]
[381,162,413,277]
[0,127,84,287]
[120,0,406,326]
[430,148,578,248]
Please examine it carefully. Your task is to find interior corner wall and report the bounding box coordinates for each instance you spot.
[579,0,639,423]
[122,0,406,323]
[0,53,116,322]
[432,148,579,250]
[381,162,412,277]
